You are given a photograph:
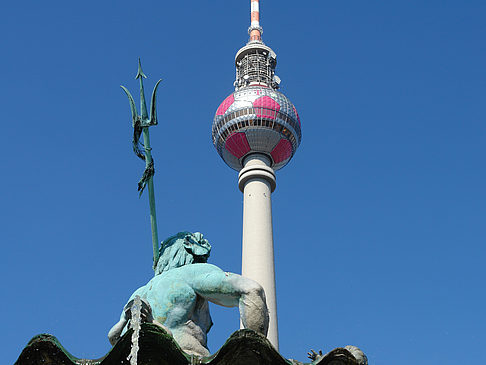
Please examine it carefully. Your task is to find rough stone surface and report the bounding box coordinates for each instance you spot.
[15,325,365,365]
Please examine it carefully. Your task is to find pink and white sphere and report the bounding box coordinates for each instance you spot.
[212,86,301,171]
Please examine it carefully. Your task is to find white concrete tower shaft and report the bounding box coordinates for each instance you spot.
[238,153,279,349]
[212,0,301,351]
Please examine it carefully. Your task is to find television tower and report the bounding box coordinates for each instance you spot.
[211,0,302,349]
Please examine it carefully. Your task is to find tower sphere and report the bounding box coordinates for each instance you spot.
[212,86,301,171]
[211,1,302,172]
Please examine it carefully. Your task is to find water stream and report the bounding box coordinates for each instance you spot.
[127,295,142,365]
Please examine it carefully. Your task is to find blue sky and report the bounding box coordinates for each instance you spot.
[1,1,485,364]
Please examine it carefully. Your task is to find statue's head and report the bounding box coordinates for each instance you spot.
[155,232,212,275]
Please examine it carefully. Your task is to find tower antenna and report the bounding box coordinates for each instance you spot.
[249,0,263,42]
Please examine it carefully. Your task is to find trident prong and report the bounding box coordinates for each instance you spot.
[120,86,137,127]
[121,59,162,272]
[150,79,162,125]
[122,58,162,127]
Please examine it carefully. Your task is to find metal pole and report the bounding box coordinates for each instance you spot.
[142,127,160,270]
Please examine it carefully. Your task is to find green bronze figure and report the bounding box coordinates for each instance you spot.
[108,232,269,357]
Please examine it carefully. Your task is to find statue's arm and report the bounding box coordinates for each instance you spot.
[108,310,128,346]
[107,287,148,345]
[188,265,269,336]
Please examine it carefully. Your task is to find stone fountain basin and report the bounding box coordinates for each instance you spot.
[15,324,361,365]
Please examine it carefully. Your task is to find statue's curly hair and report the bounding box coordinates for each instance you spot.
[155,231,211,275]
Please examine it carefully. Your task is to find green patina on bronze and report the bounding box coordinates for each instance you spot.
[121,59,162,270]
[15,325,362,365]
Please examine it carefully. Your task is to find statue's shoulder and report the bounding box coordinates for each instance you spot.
[180,263,224,275]
[148,264,225,291]
[165,263,225,281]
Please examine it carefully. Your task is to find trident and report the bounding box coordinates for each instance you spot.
[121,59,162,272]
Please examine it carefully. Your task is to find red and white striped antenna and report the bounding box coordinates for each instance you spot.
[249,0,263,42]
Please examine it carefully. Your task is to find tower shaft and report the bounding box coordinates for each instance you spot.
[213,0,302,351]
[238,154,278,349]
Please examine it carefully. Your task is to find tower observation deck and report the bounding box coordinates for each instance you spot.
[212,1,301,171]
[211,0,302,350]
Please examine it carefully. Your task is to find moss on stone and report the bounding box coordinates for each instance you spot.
[15,325,361,365]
